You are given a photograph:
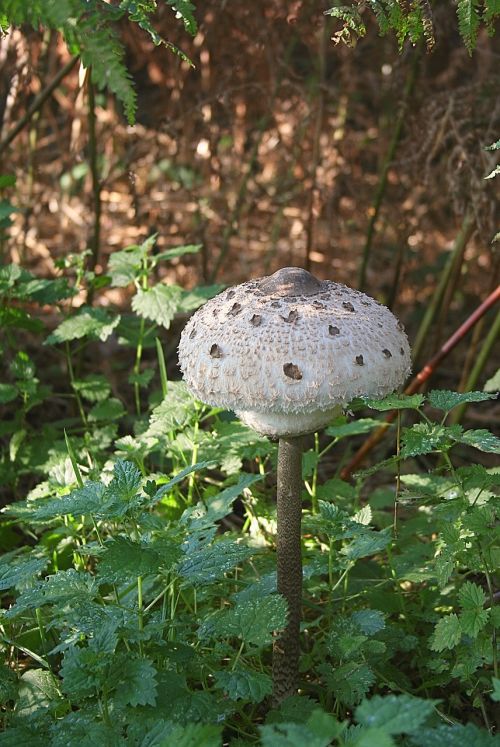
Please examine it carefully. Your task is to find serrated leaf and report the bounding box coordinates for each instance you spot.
[107,246,144,287]
[46,308,120,344]
[177,284,224,314]
[72,375,111,403]
[355,694,437,734]
[16,670,62,716]
[199,595,287,646]
[178,538,254,585]
[107,459,142,501]
[401,423,463,457]
[214,668,272,702]
[457,429,500,454]
[325,418,384,438]
[0,382,18,403]
[110,655,158,707]
[341,530,391,560]
[324,662,375,707]
[410,722,499,747]
[484,368,500,392]
[8,481,106,522]
[427,389,496,412]
[352,609,386,635]
[97,536,180,583]
[430,614,462,651]
[7,570,96,617]
[491,677,500,702]
[458,581,487,609]
[146,381,196,435]
[353,505,372,525]
[460,608,490,637]
[150,460,214,504]
[153,243,201,263]
[0,553,48,591]
[132,284,182,328]
[363,393,424,411]
[88,398,126,422]
[260,711,341,747]
[180,473,262,530]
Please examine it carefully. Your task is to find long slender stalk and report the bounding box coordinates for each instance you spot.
[272,436,303,705]
[0,55,79,155]
[358,48,420,291]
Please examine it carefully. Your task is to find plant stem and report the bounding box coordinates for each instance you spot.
[272,436,303,705]
[86,72,101,305]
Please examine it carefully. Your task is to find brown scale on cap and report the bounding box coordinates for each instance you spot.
[282,310,299,323]
[343,302,355,312]
[329,325,340,336]
[189,327,196,339]
[283,363,302,380]
[228,303,242,316]
[383,349,392,358]
[227,290,235,299]
[210,344,222,358]
[250,314,262,326]
[356,355,364,366]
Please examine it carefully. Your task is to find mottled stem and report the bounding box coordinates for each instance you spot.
[272,436,303,705]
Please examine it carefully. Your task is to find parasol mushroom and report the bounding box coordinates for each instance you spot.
[178,266,411,703]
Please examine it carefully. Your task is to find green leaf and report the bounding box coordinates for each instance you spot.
[352,609,386,635]
[459,608,490,638]
[214,668,272,702]
[181,473,262,530]
[323,662,375,707]
[153,243,202,263]
[401,423,463,457]
[0,382,18,403]
[72,375,111,403]
[9,481,106,522]
[7,569,96,617]
[46,308,120,344]
[457,0,481,52]
[156,723,223,747]
[325,418,384,438]
[150,460,214,504]
[0,553,48,591]
[107,245,144,287]
[131,284,182,328]
[97,536,180,583]
[484,139,500,151]
[363,393,424,411]
[341,530,391,560]
[178,538,255,586]
[88,398,126,422]
[355,694,437,734]
[260,710,341,747]
[166,0,198,35]
[427,390,496,412]
[0,174,16,188]
[110,655,158,707]
[485,164,500,180]
[459,581,487,609]
[16,670,62,715]
[177,284,224,314]
[430,614,462,651]
[107,459,142,501]
[491,677,500,702]
[199,595,287,646]
[458,429,500,454]
[146,381,197,435]
[484,368,500,392]
[410,722,499,747]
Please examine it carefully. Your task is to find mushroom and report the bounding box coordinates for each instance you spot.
[178,267,411,703]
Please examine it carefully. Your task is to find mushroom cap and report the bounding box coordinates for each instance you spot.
[178,267,411,437]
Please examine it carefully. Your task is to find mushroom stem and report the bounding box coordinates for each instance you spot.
[272,435,303,705]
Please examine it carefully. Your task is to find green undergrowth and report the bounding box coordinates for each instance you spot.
[0,247,499,745]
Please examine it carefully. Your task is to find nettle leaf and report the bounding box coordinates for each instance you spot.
[323,661,375,707]
[459,581,487,609]
[363,393,424,411]
[177,284,224,314]
[430,614,462,651]
[97,536,180,583]
[110,655,158,707]
[0,382,18,403]
[8,570,96,617]
[45,308,120,344]
[16,669,62,716]
[355,694,437,735]
[491,677,500,702]
[199,595,287,646]
[178,538,255,585]
[72,375,111,403]
[341,529,391,560]
[455,465,500,491]
[458,429,500,454]
[427,390,496,412]
[401,423,463,457]
[18,277,75,305]
[352,609,386,635]
[460,608,490,638]
[325,418,383,438]
[150,460,214,504]
[10,481,106,522]
[88,398,126,422]
[131,284,182,328]
[0,552,49,591]
[153,243,201,263]
[107,459,142,501]
[180,473,262,530]
[410,722,499,747]
[260,710,341,747]
[146,381,197,434]
[107,246,144,287]
[214,668,272,702]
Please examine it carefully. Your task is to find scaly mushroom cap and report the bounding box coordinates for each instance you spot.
[178,267,411,436]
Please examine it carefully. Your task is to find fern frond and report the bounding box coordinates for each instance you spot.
[416,0,435,50]
[456,0,481,53]
[166,0,197,36]
[484,0,500,32]
[78,23,137,124]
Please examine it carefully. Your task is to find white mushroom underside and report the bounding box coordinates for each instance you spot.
[178,277,412,435]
